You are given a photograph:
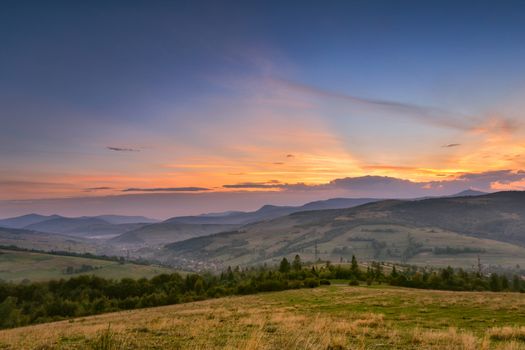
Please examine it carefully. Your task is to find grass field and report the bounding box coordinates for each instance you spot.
[0,249,175,282]
[1,285,525,349]
[165,217,525,272]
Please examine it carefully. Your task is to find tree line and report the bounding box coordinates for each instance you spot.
[316,256,525,292]
[1,254,523,330]
[0,255,319,329]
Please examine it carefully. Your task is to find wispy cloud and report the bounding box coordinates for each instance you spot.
[223,180,284,189]
[122,187,209,192]
[84,186,114,191]
[442,143,461,148]
[269,78,473,131]
[106,146,140,152]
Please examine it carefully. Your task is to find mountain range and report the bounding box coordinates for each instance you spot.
[4,189,516,272]
[161,191,525,271]
[0,214,159,238]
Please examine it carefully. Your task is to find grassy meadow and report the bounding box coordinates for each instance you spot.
[0,249,175,282]
[1,285,525,349]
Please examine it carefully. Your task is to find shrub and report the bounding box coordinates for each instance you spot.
[303,278,320,288]
[349,279,359,286]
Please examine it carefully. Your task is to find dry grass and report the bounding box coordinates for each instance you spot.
[1,286,525,349]
[489,327,525,342]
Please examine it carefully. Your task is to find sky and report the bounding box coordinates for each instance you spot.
[2,1,525,218]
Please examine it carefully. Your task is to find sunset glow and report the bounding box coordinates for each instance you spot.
[2,1,525,217]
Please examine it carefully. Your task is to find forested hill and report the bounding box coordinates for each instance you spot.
[163,191,525,270]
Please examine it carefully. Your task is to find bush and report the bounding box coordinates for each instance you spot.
[319,279,331,285]
[303,278,320,288]
[349,279,359,286]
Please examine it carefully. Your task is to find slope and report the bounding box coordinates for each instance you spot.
[164,191,525,270]
[1,286,525,349]
[24,217,146,238]
[110,222,238,246]
[0,248,174,282]
[0,214,62,229]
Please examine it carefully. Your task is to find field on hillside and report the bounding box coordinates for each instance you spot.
[0,227,99,254]
[163,193,525,272]
[165,221,525,271]
[0,249,175,282]
[2,285,525,349]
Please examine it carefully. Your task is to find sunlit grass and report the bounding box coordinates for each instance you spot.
[1,285,525,349]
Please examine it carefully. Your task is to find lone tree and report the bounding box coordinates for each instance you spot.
[279,257,291,273]
[351,255,359,276]
[292,254,302,271]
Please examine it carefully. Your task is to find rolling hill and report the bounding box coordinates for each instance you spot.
[93,215,159,224]
[22,217,145,238]
[165,197,380,225]
[110,222,238,246]
[107,198,381,249]
[0,247,175,282]
[0,214,158,239]
[0,214,62,229]
[163,191,525,270]
[0,227,98,253]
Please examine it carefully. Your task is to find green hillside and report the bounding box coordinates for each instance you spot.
[1,285,525,349]
[164,191,525,271]
[0,227,98,253]
[0,248,174,282]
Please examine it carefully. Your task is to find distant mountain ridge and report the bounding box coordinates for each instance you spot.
[0,214,62,229]
[448,189,487,197]
[0,214,159,238]
[0,190,489,246]
[162,191,525,270]
[164,197,381,226]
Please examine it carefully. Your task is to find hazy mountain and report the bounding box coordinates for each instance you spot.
[110,222,238,246]
[165,198,380,225]
[0,214,63,229]
[0,226,97,252]
[23,217,146,238]
[449,189,487,197]
[163,191,525,271]
[298,198,381,211]
[94,215,159,224]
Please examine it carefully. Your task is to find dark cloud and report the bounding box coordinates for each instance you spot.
[122,187,210,192]
[106,146,140,152]
[282,171,525,197]
[456,170,525,184]
[84,187,113,191]
[221,171,525,197]
[286,154,295,158]
[223,181,285,189]
[442,143,461,148]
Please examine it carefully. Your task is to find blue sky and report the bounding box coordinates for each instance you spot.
[2,1,525,216]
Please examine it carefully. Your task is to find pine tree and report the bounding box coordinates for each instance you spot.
[391,265,398,278]
[279,257,291,273]
[350,255,359,277]
[292,254,302,271]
